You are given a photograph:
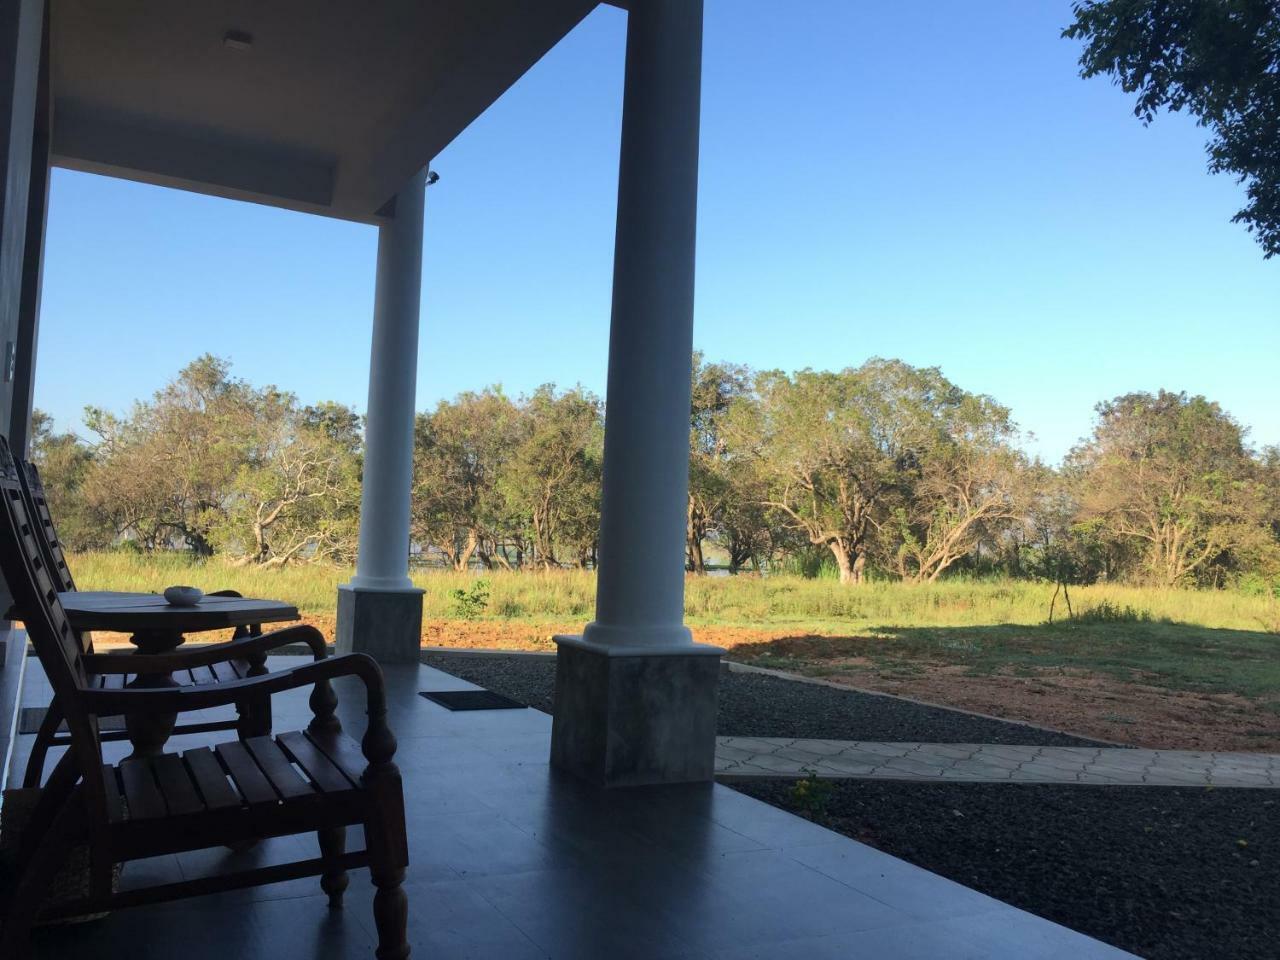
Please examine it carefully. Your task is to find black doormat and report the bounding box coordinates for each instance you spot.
[19,707,127,735]
[419,690,525,711]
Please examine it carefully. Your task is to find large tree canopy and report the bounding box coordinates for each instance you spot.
[412,389,521,571]
[29,355,1280,588]
[1067,390,1273,585]
[501,385,602,570]
[75,356,363,562]
[82,355,279,556]
[1065,0,1280,256]
[687,355,754,574]
[737,360,1023,584]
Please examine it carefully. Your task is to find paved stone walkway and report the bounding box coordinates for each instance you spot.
[715,738,1280,788]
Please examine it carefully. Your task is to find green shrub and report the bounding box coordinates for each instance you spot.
[789,769,834,816]
[492,595,525,619]
[1072,600,1152,624]
[1236,573,1279,599]
[448,579,491,620]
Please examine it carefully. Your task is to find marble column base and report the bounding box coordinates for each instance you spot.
[335,584,424,663]
[550,634,723,787]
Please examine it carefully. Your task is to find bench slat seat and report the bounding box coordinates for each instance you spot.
[105,731,366,826]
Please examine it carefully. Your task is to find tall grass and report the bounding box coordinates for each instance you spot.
[68,551,1280,634]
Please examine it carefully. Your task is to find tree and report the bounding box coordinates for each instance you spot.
[889,395,1030,583]
[216,401,363,565]
[1068,390,1271,586]
[1017,462,1127,587]
[501,386,602,569]
[1261,445,1280,547]
[1065,0,1280,256]
[28,411,112,550]
[687,356,751,573]
[716,457,786,573]
[739,359,967,584]
[81,356,276,555]
[412,390,521,569]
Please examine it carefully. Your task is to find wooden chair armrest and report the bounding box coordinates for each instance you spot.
[81,652,386,719]
[82,624,327,674]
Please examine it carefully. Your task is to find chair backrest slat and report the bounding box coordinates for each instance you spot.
[0,436,107,818]
[17,459,77,593]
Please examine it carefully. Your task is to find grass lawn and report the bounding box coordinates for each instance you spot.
[732,618,1280,703]
[68,551,1280,748]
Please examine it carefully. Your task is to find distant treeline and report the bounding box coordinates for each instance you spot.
[33,354,1280,590]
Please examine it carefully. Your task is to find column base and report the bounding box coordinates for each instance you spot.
[550,634,723,788]
[335,584,424,663]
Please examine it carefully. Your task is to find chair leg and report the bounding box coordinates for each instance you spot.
[0,788,84,957]
[317,827,349,909]
[22,701,63,788]
[370,861,409,960]
[13,752,79,874]
[365,813,409,960]
[360,701,408,957]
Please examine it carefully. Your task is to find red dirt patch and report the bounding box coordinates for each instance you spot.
[89,618,1280,752]
[816,667,1280,753]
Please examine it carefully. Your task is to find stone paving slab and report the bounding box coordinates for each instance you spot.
[715,738,1280,788]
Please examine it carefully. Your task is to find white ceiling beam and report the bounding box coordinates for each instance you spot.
[51,101,354,220]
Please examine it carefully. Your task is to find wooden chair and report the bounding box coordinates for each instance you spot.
[13,457,329,788]
[0,436,410,958]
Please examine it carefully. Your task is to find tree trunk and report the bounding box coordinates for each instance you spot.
[186,530,215,558]
[454,530,478,571]
[829,541,854,584]
[688,535,706,575]
[252,520,269,564]
[686,498,706,574]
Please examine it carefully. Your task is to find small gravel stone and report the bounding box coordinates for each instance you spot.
[420,652,1101,745]
[733,778,1277,960]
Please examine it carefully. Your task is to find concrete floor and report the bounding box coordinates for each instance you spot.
[11,656,1136,959]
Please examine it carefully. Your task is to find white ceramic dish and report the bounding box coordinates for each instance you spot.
[163,585,204,607]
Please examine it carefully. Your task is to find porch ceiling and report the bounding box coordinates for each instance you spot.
[49,0,603,222]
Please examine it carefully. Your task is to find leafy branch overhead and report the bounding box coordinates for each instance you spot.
[1065,0,1280,256]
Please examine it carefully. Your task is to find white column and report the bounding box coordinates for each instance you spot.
[350,167,427,590]
[583,0,703,652]
[552,0,718,785]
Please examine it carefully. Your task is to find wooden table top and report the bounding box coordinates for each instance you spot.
[58,591,300,634]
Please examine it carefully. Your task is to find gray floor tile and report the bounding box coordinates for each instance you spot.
[786,841,1010,921]
[16,658,1139,960]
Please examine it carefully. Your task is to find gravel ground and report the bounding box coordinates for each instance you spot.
[421,652,1103,746]
[732,778,1277,960]
[423,651,1275,959]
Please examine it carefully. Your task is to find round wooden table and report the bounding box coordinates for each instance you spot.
[59,591,300,756]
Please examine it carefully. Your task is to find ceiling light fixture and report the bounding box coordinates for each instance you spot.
[223,30,253,52]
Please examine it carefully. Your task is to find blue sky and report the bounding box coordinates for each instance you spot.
[35,0,1279,463]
